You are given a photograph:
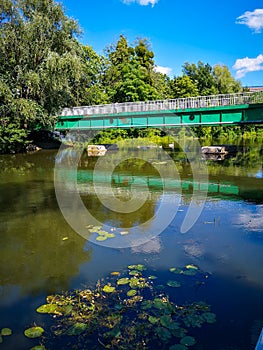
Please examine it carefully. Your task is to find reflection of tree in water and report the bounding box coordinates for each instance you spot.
[0,208,90,295]
[0,151,91,297]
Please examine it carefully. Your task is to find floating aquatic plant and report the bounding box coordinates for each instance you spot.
[24,326,44,339]
[1,328,12,336]
[167,280,181,288]
[33,264,216,349]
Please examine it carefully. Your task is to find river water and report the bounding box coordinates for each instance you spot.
[0,140,263,350]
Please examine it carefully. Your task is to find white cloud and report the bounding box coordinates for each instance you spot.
[236,9,263,33]
[232,54,263,78]
[122,0,158,7]
[154,65,172,75]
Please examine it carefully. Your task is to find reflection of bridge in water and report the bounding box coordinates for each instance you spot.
[74,170,263,204]
[56,92,263,130]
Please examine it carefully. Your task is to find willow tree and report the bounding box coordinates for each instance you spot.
[0,0,84,152]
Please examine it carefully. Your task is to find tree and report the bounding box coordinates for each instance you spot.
[183,61,218,95]
[213,64,242,94]
[77,45,109,105]
[169,75,199,98]
[0,0,84,152]
[104,35,162,103]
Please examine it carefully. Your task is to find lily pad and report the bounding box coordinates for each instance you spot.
[153,298,168,310]
[0,336,3,344]
[167,280,181,288]
[185,264,198,270]
[148,275,157,280]
[170,345,187,350]
[169,267,183,274]
[180,336,196,346]
[129,270,140,276]
[141,300,153,310]
[160,315,180,330]
[1,328,12,336]
[30,346,47,350]
[107,233,115,238]
[127,264,146,271]
[127,289,137,297]
[157,327,171,341]
[96,235,108,241]
[36,304,61,314]
[67,322,87,336]
[111,271,120,276]
[103,285,116,293]
[182,269,197,276]
[148,316,159,324]
[171,328,187,338]
[117,277,130,285]
[202,312,216,323]
[24,326,44,339]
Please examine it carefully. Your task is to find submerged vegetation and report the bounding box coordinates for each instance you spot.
[22,264,217,349]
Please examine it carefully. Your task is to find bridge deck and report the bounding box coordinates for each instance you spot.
[56,92,263,130]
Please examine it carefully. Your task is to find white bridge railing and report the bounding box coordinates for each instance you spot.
[61,92,263,117]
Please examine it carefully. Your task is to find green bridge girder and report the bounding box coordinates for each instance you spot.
[56,92,263,130]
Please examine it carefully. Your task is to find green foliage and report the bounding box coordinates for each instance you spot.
[169,75,199,98]
[104,35,162,102]
[0,0,84,152]
[213,64,242,94]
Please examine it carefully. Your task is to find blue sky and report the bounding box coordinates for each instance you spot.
[61,0,263,87]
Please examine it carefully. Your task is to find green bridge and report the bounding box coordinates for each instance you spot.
[56,92,263,130]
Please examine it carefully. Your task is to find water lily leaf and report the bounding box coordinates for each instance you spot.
[67,322,87,336]
[167,280,181,288]
[185,264,198,270]
[1,328,12,336]
[96,235,108,241]
[129,270,140,276]
[157,327,171,341]
[202,312,216,323]
[127,264,146,271]
[180,336,196,346]
[169,267,183,274]
[92,226,102,231]
[182,269,197,276]
[170,345,187,350]
[111,271,120,276]
[30,346,47,350]
[103,285,115,293]
[160,315,172,328]
[129,278,146,289]
[148,275,157,280]
[127,289,137,297]
[36,304,61,314]
[106,233,115,238]
[117,277,130,285]
[89,228,102,233]
[148,316,159,324]
[141,300,153,310]
[160,315,180,329]
[24,326,44,338]
[171,328,187,338]
[153,298,167,310]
